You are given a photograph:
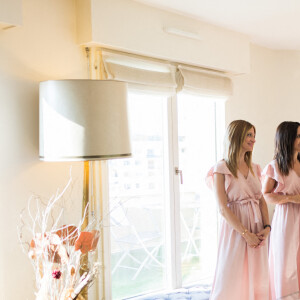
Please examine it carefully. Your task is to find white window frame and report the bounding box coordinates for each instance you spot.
[165,95,182,289]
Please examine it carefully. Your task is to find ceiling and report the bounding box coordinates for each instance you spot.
[133,0,300,50]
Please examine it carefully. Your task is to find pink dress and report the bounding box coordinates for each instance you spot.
[206,160,269,300]
[262,160,300,299]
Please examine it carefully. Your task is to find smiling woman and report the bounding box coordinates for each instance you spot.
[206,120,270,300]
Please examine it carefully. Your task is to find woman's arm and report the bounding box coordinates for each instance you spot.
[259,195,270,226]
[256,195,271,241]
[213,173,261,247]
[263,176,300,204]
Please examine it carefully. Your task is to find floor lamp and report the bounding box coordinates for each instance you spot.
[39,79,131,299]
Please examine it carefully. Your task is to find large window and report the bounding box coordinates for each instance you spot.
[108,91,224,299]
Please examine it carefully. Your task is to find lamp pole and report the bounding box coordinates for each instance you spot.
[80,47,109,300]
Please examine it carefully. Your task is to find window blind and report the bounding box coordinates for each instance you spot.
[176,65,232,98]
[102,50,177,96]
[100,49,232,98]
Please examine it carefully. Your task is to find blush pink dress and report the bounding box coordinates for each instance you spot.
[262,160,300,299]
[206,160,269,300]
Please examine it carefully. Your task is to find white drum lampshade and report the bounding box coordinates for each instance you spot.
[39,80,131,161]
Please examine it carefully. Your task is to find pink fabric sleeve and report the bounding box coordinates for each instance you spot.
[262,160,284,193]
[205,160,232,191]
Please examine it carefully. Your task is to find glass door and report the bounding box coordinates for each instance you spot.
[177,93,220,286]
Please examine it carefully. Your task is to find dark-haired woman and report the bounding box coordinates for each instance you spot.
[262,121,300,299]
[206,120,270,300]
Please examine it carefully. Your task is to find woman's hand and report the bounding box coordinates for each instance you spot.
[256,227,270,242]
[243,231,261,248]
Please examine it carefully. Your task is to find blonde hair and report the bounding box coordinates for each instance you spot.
[224,120,255,178]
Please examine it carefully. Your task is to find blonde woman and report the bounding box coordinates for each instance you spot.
[206,120,270,300]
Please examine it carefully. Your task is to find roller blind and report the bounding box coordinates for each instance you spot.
[176,65,232,98]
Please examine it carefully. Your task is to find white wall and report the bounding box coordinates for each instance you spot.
[228,45,279,167]
[0,0,86,299]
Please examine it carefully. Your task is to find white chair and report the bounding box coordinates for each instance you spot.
[110,201,163,280]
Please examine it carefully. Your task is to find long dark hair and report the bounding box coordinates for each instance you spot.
[224,120,255,178]
[274,121,300,176]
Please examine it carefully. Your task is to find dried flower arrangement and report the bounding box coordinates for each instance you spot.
[18,177,102,300]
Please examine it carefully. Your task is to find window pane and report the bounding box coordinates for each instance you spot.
[109,93,168,300]
[177,93,219,286]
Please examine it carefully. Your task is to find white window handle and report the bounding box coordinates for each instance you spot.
[175,167,183,184]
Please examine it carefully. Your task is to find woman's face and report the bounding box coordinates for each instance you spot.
[242,127,256,152]
[293,126,300,153]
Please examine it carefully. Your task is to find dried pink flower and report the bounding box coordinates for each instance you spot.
[52,269,62,279]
